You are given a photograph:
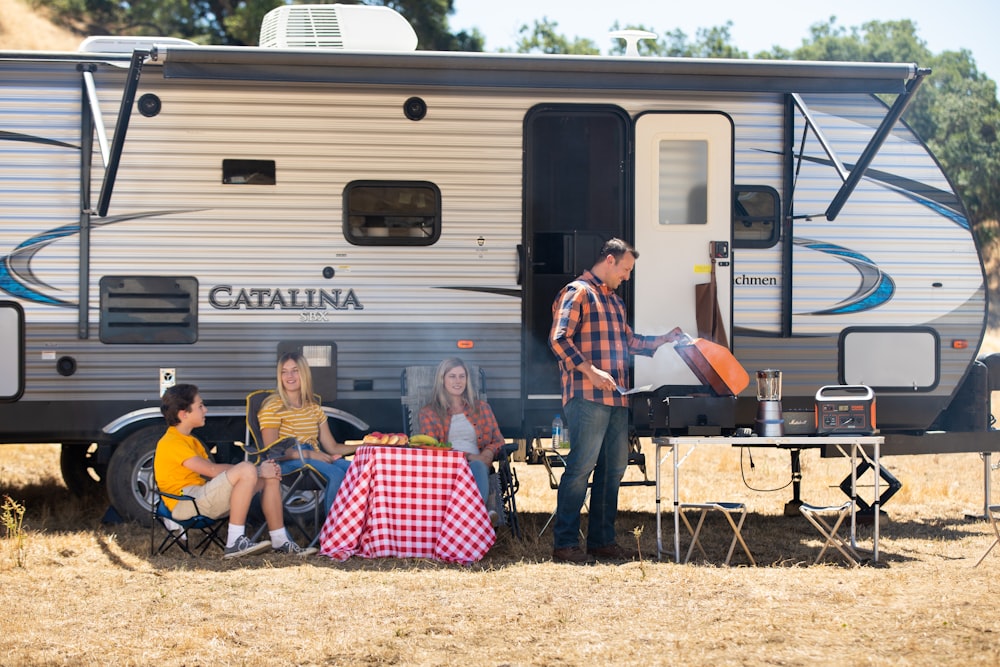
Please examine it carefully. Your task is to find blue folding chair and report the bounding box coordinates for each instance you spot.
[150,486,227,557]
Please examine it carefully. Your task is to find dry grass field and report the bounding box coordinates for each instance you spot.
[2,440,1000,666]
[2,2,999,663]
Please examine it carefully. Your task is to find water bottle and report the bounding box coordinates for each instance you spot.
[551,414,563,449]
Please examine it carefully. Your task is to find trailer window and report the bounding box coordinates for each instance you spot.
[222,159,276,185]
[733,186,780,249]
[344,181,440,246]
[657,140,708,225]
[0,301,24,401]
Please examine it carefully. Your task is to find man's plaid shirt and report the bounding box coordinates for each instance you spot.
[549,269,660,407]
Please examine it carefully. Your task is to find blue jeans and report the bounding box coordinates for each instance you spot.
[553,398,629,550]
[279,456,351,514]
[466,459,489,505]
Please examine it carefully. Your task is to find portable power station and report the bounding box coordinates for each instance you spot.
[815,385,876,435]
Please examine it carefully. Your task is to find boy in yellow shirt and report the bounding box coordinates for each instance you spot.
[154,383,316,558]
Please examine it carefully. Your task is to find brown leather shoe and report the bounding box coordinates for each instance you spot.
[552,546,596,564]
[587,543,639,561]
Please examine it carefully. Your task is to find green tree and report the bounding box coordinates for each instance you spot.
[511,17,600,55]
[770,18,1000,225]
[32,0,482,50]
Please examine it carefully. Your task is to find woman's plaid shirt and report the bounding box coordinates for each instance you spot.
[549,269,660,407]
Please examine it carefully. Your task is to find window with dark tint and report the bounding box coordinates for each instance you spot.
[222,159,276,185]
[344,181,440,246]
[99,276,198,344]
[733,186,780,248]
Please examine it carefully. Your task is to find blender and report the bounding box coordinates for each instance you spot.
[754,369,784,436]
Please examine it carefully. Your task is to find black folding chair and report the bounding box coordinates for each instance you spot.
[400,365,520,539]
[242,389,329,547]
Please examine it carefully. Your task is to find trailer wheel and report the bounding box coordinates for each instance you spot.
[60,443,106,497]
[106,426,160,526]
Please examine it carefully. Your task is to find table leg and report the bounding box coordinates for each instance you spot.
[655,442,662,561]
[674,442,681,564]
[874,440,880,562]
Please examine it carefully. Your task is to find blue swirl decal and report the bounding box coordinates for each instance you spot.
[794,238,895,315]
[0,211,208,306]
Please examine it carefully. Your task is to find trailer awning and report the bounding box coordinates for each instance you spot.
[151,45,918,95]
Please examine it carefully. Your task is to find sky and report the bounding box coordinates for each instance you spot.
[451,0,1000,85]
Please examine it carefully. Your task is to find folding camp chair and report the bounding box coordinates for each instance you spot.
[974,503,1000,567]
[679,501,755,566]
[242,389,329,547]
[799,500,862,567]
[150,478,226,557]
[400,365,520,538]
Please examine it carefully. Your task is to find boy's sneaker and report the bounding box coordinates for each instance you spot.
[223,535,271,559]
[273,541,318,557]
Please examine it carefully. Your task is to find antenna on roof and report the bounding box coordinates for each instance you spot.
[608,29,658,57]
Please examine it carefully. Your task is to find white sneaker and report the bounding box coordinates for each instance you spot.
[273,541,318,557]
[223,535,271,559]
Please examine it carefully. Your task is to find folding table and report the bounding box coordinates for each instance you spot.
[653,435,884,564]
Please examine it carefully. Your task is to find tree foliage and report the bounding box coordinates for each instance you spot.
[772,18,1000,225]
[509,18,599,55]
[31,0,483,50]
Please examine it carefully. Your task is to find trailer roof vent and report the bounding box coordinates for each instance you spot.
[259,3,418,52]
[78,36,196,54]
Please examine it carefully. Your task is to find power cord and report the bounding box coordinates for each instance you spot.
[739,446,793,492]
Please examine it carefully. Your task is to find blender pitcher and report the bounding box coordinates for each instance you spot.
[754,369,784,436]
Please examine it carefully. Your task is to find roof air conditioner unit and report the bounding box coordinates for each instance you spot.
[259,4,418,51]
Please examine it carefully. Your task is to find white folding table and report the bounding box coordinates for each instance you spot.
[653,435,884,564]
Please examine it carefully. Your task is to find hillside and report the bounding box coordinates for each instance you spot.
[0,0,80,51]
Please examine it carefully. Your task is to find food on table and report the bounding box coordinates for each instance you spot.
[361,431,409,446]
[408,434,453,449]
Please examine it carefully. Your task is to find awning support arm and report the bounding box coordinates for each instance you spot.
[824,68,929,221]
[96,49,148,217]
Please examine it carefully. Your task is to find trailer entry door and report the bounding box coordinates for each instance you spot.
[522,105,629,436]
[633,112,734,389]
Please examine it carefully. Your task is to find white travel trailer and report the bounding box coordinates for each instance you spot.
[1,6,997,522]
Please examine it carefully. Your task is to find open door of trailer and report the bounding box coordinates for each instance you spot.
[522,105,629,436]
[632,112,734,389]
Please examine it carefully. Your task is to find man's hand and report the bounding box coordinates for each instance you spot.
[655,326,686,347]
[588,365,618,392]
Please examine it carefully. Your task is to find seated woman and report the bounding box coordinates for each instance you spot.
[417,357,504,523]
[258,352,358,514]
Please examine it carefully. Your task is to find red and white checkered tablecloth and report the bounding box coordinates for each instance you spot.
[317,445,495,564]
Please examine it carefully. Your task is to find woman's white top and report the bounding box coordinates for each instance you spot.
[448,413,478,455]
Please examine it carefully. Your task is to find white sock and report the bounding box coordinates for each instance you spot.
[227,524,245,548]
[270,529,289,548]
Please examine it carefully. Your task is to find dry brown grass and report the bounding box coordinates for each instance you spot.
[0,0,80,51]
[2,442,1000,666]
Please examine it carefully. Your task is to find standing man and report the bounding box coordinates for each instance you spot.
[549,238,682,564]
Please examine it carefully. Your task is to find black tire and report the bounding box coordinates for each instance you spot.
[60,443,106,497]
[106,425,162,526]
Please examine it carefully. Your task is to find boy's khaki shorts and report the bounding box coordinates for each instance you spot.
[172,473,234,520]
